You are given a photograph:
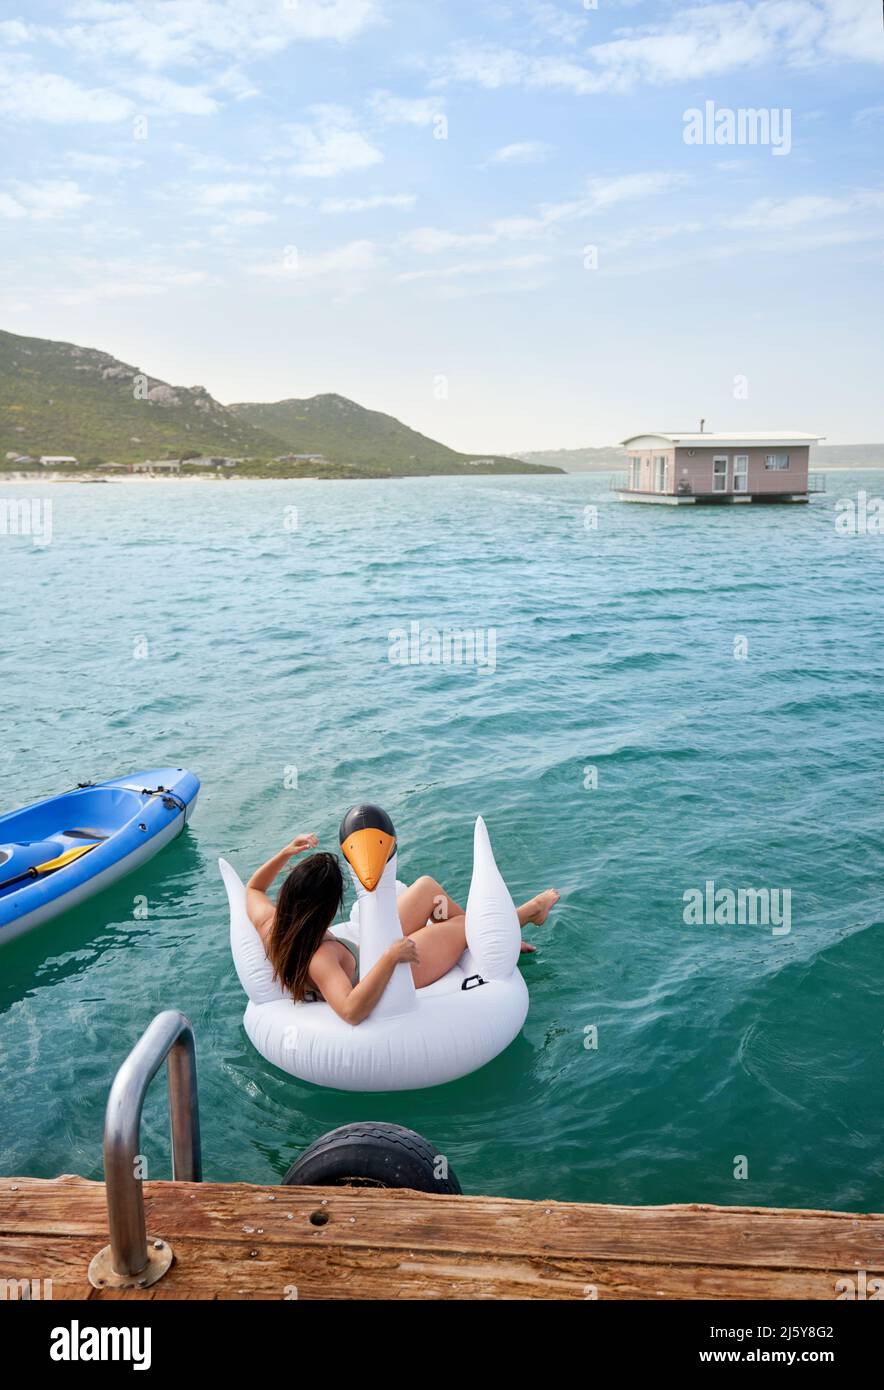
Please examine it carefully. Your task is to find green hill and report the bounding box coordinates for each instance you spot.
[229,394,558,475]
[0,328,280,464]
[0,328,561,476]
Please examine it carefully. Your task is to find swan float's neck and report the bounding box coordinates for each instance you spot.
[352,852,417,1018]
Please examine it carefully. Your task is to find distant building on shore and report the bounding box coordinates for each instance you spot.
[40,455,79,467]
[274,453,328,464]
[181,456,238,468]
[128,456,239,473]
[613,429,825,505]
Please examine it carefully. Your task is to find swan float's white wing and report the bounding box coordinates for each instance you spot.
[465,817,521,980]
[220,857,288,1005]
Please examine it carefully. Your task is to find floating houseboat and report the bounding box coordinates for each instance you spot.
[613,430,825,505]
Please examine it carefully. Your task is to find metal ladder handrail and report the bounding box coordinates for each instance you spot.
[88,1009,202,1289]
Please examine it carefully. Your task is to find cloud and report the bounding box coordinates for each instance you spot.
[433,1,884,96]
[821,0,884,65]
[0,57,134,123]
[494,172,690,237]
[400,226,496,254]
[583,170,690,211]
[129,75,220,116]
[176,181,276,231]
[40,1,382,70]
[172,146,260,175]
[401,171,689,254]
[397,252,551,283]
[286,106,383,177]
[370,91,440,126]
[434,44,569,92]
[488,141,553,165]
[526,2,589,46]
[223,209,274,226]
[855,104,884,127]
[57,259,211,305]
[65,151,144,173]
[302,239,380,275]
[607,220,705,250]
[0,2,383,128]
[0,179,91,219]
[320,193,416,212]
[193,181,271,207]
[731,189,884,227]
[212,66,262,102]
[0,20,31,44]
[248,239,380,279]
[592,182,884,272]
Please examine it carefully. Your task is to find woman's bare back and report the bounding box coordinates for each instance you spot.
[305,935,357,1002]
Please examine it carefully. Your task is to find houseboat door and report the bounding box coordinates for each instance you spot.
[713,455,729,492]
[733,455,748,492]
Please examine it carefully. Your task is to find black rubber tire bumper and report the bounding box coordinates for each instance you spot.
[281,1121,462,1193]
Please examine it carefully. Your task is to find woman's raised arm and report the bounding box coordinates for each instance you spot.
[246,834,318,941]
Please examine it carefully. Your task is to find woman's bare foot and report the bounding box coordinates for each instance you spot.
[518,888,560,928]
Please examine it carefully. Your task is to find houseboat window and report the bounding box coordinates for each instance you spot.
[765,454,790,470]
[733,455,748,492]
[712,456,728,492]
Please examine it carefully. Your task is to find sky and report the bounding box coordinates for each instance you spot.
[0,0,882,451]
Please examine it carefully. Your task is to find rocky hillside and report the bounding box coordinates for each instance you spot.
[0,328,561,475]
[0,329,280,463]
[230,394,558,475]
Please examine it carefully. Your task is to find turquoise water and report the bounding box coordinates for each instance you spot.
[1,472,882,1210]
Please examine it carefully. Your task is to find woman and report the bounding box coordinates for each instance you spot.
[247,834,559,1026]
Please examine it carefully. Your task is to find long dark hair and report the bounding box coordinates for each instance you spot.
[268,852,345,1001]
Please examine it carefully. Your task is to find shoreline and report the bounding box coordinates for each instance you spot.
[2,465,883,486]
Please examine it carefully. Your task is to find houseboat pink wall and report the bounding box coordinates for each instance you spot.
[674,445,810,496]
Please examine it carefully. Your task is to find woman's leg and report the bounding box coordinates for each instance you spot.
[397,875,464,934]
[517,888,560,926]
[398,874,559,931]
[407,914,468,989]
[405,890,560,983]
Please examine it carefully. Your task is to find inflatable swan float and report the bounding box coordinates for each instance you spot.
[221,805,529,1090]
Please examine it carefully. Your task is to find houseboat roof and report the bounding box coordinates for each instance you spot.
[621,432,824,448]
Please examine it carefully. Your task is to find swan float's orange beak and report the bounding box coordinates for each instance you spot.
[339,804,397,893]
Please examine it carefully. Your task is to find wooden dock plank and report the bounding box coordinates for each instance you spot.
[0,1233,861,1300]
[1,1177,880,1300]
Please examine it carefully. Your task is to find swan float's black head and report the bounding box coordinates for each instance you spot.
[339,804,397,892]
